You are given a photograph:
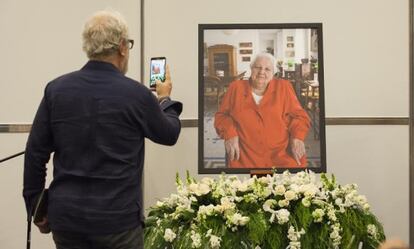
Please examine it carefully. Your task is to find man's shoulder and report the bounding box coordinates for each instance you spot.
[47,70,146,93]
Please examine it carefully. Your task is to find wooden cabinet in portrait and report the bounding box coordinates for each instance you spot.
[207,44,237,78]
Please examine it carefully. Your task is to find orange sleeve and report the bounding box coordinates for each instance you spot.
[214,83,238,140]
[283,81,311,141]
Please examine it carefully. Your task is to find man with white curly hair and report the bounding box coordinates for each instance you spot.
[23,10,182,249]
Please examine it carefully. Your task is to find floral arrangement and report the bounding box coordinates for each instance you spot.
[144,171,385,249]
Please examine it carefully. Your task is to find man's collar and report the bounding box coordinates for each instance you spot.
[81,60,122,74]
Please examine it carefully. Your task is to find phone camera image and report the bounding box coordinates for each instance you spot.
[150,58,166,88]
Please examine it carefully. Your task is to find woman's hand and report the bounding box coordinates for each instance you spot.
[224,136,240,161]
[290,138,306,165]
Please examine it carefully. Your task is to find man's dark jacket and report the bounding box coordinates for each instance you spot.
[23,61,182,234]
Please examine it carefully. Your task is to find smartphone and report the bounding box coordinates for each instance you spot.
[149,57,166,89]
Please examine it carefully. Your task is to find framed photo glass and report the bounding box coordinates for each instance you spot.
[198,23,326,174]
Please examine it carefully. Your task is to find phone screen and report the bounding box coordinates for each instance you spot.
[150,57,166,89]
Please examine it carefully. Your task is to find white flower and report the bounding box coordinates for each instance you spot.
[263,199,277,212]
[312,209,325,222]
[226,212,250,229]
[301,197,311,207]
[188,183,210,196]
[278,199,290,207]
[327,208,337,222]
[163,228,176,242]
[197,204,217,220]
[275,209,290,224]
[201,177,214,186]
[334,198,343,206]
[356,195,367,204]
[274,185,286,195]
[190,230,202,248]
[238,181,249,192]
[218,197,236,213]
[284,190,297,201]
[287,226,305,249]
[209,235,221,249]
[367,224,378,239]
[330,223,342,247]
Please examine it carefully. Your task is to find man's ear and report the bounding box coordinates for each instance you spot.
[119,40,127,56]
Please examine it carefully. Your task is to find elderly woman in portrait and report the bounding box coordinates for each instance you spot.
[214,52,310,168]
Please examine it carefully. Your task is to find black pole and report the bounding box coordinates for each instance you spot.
[0,151,25,163]
[26,217,31,249]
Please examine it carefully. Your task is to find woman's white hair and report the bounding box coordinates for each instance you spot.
[250,52,276,72]
[82,10,129,59]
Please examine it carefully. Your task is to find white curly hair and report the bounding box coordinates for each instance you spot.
[82,10,129,59]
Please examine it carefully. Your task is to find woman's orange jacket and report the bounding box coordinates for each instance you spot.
[214,79,310,168]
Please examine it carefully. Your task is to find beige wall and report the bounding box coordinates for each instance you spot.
[0,1,141,248]
[144,0,410,244]
[0,0,410,248]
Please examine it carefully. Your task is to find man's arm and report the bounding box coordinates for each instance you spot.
[23,91,53,217]
[139,66,182,145]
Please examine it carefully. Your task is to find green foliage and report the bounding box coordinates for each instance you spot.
[247,211,269,245]
[263,224,289,249]
[145,172,386,248]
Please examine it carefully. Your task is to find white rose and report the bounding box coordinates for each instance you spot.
[301,197,311,207]
[330,230,339,239]
[220,197,236,212]
[238,181,249,192]
[334,198,343,206]
[197,183,211,196]
[201,177,214,186]
[188,183,199,194]
[278,199,289,207]
[274,185,286,195]
[284,190,297,201]
[275,209,290,224]
[263,199,277,212]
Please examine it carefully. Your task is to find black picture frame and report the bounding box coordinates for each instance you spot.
[198,23,326,174]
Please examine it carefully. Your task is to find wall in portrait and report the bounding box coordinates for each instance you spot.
[199,24,325,174]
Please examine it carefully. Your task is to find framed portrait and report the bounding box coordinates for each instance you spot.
[199,23,326,174]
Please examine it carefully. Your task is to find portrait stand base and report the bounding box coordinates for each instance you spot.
[250,169,273,178]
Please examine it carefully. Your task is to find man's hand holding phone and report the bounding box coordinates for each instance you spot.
[156,65,172,101]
